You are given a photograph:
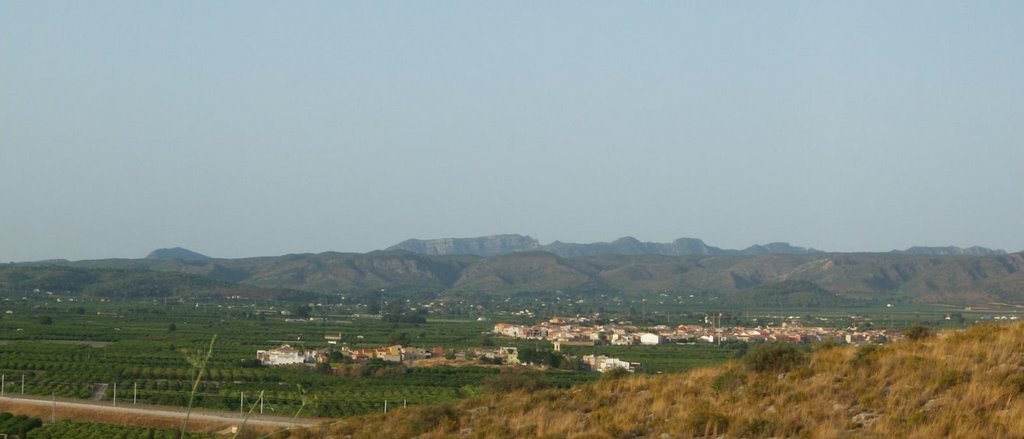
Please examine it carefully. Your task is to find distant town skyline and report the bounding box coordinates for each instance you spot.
[3,2,1022,262]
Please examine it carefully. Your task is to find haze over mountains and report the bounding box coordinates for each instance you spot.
[9,235,1022,306]
[146,247,212,262]
[388,234,1006,257]
[387,234,820,257]
[892,246,1007,256]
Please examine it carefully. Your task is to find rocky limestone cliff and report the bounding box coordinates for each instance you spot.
[387,234,542,257]
[893,246,1006,256]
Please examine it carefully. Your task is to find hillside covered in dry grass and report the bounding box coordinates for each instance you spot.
[327,323,1024,438]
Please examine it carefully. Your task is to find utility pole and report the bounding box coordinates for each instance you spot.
[259,393,263,415]
[718,313,723,347]
[384,400,388,414]
[2,374,5,398]
[240,392,244,415]
[51,393,56,423]
[113,383,117,406]
[21,375,24,394]
[133,383,137,404]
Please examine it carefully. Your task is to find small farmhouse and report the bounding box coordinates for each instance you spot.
[256,344,316,366]
[582,354,639,373]
[639,333,663,345]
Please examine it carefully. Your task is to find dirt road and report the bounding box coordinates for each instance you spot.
[0,394,323,433]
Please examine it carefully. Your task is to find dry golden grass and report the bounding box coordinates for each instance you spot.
[328,322,1024,438]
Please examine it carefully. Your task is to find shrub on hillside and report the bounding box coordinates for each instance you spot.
[742,343,807,374]
[737,418,774,438]
[685,402,730,436]
[904,324,932,341]
[385,404,460,438]
[852,344,881,368]
[599,367,630,382]
[484,368,549,393]
[711,369,746,392]
[813,338,844,352]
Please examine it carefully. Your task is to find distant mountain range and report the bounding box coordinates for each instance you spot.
[7,236,1020,306]
[892,246,1007,256]
[7,246,1021,306]
[388,234,1007,257]
[388,234,542,256]
[387,234,823,257]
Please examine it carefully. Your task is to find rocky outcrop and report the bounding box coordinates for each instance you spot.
[145,247,211,261]
[388,234,541,256]
[893,246,1006,256]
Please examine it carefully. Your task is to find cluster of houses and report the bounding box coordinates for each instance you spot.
[671,323,894,344]
[254,342,642,373]
[493,319,665,349]
[260,313,899,374]
[345,345,440,363]
[494,317,898,347]
[256,344,442,366]
[476,346,520,364]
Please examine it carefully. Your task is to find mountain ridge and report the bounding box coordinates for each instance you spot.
[892,245,1007,256]
[146,247,211,261]
[17,248,1024,305]
[387,234,825,257]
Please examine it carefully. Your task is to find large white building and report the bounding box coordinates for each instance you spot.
[582,355,638,373]
[639,333,663,345]
[256,345,315,366]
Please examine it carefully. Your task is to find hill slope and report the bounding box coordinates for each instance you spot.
[330,322,1024,438]
[893,246,1007,256]
[19,251,1024,304]
[145,247,211,261]
[0,265,297,300]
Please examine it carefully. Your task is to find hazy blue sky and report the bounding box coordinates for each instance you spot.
[2,2,1022,261]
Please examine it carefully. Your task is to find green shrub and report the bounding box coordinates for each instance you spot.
[905,324,932,341]
[685,402,730,436]
[599,367,630,382]
[742,343,807,374]
[484,368,549,393]
[813,338,844,352]
[852,344,881,368]
[738,418,773,438]
[378,405,460,439]
[935,368,967,390]
[711,369,746,392]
